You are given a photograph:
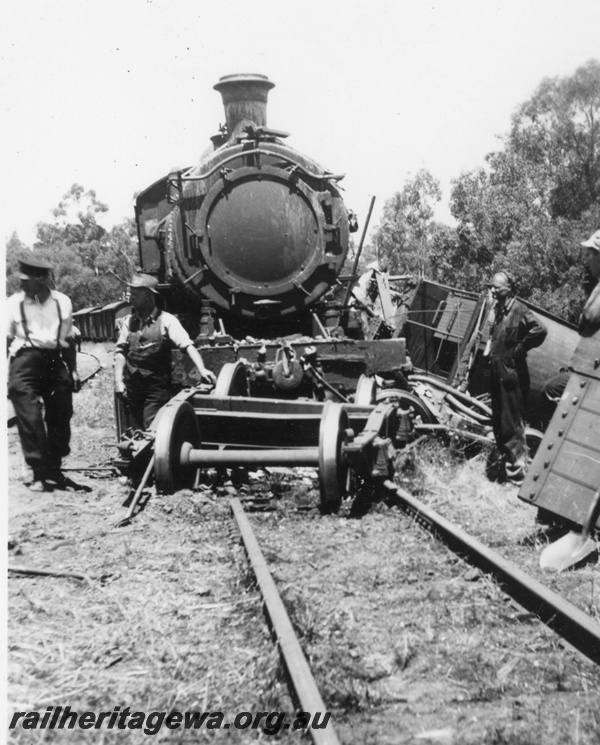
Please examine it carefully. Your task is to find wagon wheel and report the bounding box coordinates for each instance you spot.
[318,401,350,513]
[154,400,201,494]
[354,374,377,406]
[376,389,436,424]
[214,360,249,397]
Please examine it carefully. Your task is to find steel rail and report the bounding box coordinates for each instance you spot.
[230,498,341,745]
[77,350,103,386]
[115,455,155,528]
[383,480,600,665]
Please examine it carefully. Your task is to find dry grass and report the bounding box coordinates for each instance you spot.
[8,344,600,743]
[69,343,119,464]
[8,493,293,743]
[252,442,600,744]
[402,437,600,620]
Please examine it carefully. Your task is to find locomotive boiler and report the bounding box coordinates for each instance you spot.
[134,74,406,399]
[137,74,352,326]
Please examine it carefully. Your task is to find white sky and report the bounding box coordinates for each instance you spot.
[1,0,599,247]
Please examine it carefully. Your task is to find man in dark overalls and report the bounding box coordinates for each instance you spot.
[485,271,547,485]
[7,257,80,491]
[114,274,216,431]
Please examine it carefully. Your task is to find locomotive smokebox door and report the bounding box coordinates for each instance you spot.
[196,165,334,313]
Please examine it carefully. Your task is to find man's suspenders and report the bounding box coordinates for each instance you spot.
[19,295,63,349]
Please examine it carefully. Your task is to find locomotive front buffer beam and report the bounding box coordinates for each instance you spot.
[150,386,405,512]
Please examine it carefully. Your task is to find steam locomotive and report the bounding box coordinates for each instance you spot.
[102,74,413,500]
[107,74,589,513]
[133,74,407,398]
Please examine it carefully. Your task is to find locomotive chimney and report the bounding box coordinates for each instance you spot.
[213,74,275,136]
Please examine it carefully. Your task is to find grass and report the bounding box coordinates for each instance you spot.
[9,496,295,743]
[8,343,600,743]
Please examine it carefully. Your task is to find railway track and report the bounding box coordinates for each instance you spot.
[231,497,341,745]
[228,469,600,743]
[9,341,600,743]
[8,457,600,742]
[381,481,600,666]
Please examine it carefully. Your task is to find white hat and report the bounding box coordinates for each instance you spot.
[126,274,159,294]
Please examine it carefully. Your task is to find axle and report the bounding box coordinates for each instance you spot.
[181,444,319,468]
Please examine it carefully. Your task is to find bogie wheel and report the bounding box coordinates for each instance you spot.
[318,401,350,513]
[354,374,377,406]
[376,389,436,424]
[154,400,201,494]
[214,360,249,397]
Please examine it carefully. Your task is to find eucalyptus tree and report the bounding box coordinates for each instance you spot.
[441,59,600,321]
[372,169,442,277]
[5,184,138,309]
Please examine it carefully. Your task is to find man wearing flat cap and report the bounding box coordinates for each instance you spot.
[114,273,216,431]
[7,256,80,492]
[484,270,548,485]
[544,229,600,402]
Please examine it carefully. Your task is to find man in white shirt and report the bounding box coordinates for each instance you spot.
[7,257,80,491]
[114,274,216,431]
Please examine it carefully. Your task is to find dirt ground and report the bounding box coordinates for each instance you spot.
[6,342,600,744]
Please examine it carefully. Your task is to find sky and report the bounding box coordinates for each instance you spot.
[2,0,600,248]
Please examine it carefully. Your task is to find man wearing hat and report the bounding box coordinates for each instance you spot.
[544,229,600,402]
[114,274,216,431]
[7,256,80,491]
[484,270,548,485]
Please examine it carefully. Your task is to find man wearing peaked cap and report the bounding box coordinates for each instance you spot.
[114,274,216,431]
[7,255,81,492]
[15,256,54,279]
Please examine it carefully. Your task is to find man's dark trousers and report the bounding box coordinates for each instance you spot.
[489,356,529,468]
[122,369,171,431]
[8,348,73,480]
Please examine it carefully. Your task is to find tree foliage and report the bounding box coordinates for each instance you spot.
[372,60,600,322]
[372,169,442,277]
[5,184,139,309]
[441,59,600,321]
[8,61,600,325]
[5,233,30,296]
